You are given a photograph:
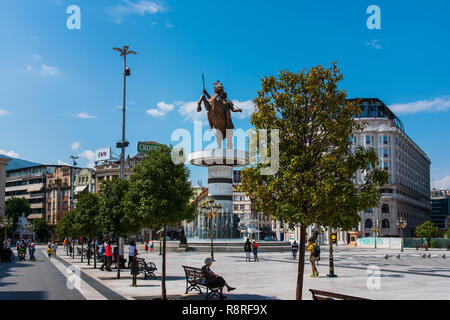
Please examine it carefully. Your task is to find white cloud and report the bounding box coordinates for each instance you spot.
[76,112,97,119]
[364,39,383,50]
[0,108,11,116]
[146,101,174,118]
[41,65,59,77]
[33,54,41,61]
[108,0,166,23]
[57,160,70,166]
[25,65,32,72]
[71,141,80,151]
[0,149,19,158]
[79,150,96,168]
[178,99,255,122]
[389,96,450,115]
[432,176,450,190]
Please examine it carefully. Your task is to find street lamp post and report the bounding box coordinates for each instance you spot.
[113,45,136,181]
[373,219,380,249]
[200,197,222,262]
[113,46,136,278]
[396,217,407,252]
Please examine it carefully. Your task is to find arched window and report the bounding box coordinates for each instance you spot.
[381,204,390,214]
[365,219,373,229]
[382,219,390,229]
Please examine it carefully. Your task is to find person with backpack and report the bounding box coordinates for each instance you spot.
[99,239,110,271]
[244,238,252,262]
[307,238,320,277]
[252,240,259,262]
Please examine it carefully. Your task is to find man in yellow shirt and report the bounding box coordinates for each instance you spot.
[307,238,319,277]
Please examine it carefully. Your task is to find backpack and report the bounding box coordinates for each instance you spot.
[313,244,320,258]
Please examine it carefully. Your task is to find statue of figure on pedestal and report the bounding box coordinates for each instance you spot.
[197,80,242,149]
[16,213,31,233]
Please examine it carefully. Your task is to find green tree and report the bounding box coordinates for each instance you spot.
[73,193,101,266]
[126,145,195,300]
[97,178,141,279]
[240,64,389,300]
[56,209,80,257]
[5,197,31,232]
[32,219,49,243]
[445,228,450,239]
[415,221,439,249]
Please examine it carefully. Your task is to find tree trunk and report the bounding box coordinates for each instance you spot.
[161,224,167,300]
[72,240,75,259]
[117,240,121,279]
[87,240,91,266]
[81,240,84,263]
[295,225,306,300]
[93,238,97,269]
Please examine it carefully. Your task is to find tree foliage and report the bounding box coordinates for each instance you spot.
[5,197,31,230]
[415,221,439,241]
[73,193,101,239]
[126,144,195,300]
[240,63,389,299]
[56,210,80,239]
[97,178,140,238]
[126,145,195,227]
[32,218,49,242]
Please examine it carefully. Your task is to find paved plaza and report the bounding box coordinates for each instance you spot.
[2,244,448,300]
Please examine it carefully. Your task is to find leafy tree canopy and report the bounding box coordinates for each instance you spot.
[126,145,195,229]
[415,221,439,240]
[240,63,389,230]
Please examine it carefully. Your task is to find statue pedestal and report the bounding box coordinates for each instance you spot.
[188,149,249,239]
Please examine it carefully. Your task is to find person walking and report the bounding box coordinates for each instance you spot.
[244,238,252,262]
[128,240,138,268]
[47,243,52,259]
[201,257,236,299]
[307,238,320,277]
[52,241,58,258]
[99,240,107,271]
[144,242,149,255]
[29,240,36,261]
[149,241,154,252]
[104,240,113,271]
[291,240,299,260]
[252,240,259,262]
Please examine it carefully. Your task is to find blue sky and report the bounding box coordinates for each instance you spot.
[0,0,449,188]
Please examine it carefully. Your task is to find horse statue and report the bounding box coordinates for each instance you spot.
[197,81,242,149]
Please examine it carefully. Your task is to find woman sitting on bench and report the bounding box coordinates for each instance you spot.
[201,258,235,298]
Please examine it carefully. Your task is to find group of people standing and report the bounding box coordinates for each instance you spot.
[244,238,259,262]
[46,241,58,259]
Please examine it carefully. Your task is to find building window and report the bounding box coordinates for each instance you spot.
[382,219,390,229]
[383,135,390,145]
[381,204,390,214]
[384,148,390,158]
[366,135,371,145]
[365,219,373,228]
[365,208,374,214]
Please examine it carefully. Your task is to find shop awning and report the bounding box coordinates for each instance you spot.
[74,185,88,194]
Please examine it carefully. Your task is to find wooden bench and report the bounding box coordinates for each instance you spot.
[136,258,157,279]
[182,266,223,300]
[309,289,370,300]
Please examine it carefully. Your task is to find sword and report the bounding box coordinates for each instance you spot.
[202,73,206,92]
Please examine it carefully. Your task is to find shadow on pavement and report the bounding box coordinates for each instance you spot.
[0,291,46,300]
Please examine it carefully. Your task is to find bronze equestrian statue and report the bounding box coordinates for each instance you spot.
[197,81,242,149]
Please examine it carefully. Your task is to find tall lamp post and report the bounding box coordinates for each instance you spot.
[327,227,337,278]
[396,217,407,252]
[113,46,136,275]
[373,219,380,249]
[200,197,222,262]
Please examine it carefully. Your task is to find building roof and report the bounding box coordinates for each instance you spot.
[3,156,42,171]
